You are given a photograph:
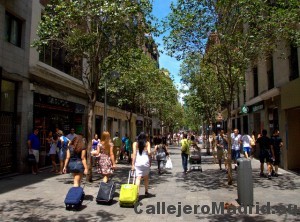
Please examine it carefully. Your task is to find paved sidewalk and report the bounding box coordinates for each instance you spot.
[0,144,299,222]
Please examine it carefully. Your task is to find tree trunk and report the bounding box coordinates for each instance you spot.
[226,105,233,185]
[86,100,95,182]
[127,111,133,140]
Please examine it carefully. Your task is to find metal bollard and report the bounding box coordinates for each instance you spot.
[237,158,253,206]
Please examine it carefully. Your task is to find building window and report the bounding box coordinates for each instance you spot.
[5,11,23,47]
[243,89,246,104]
[1,80,16,112]
[289,45,299,81]
[267,56,274,90]
[253,67,258,97]
[39,44,82,80]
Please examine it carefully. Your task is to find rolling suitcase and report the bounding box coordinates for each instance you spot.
[119,170,138,207]
[64,186,85,210]
[96,180,116,204]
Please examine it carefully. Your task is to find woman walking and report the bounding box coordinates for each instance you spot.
[48,133,59,173]
[155,138,169,174]
[63,135,88,187]
[132,132,151,197]
[95,131,116,183]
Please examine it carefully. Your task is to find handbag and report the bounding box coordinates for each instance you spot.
[165,157,173,169]
[68,158,84,173]
[28,154,36,164]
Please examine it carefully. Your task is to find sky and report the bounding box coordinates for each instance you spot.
[152,0,182,86]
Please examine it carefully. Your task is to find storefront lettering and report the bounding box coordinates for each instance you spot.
[252,104,264,112]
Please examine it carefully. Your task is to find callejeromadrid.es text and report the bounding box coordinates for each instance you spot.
[134,202,299,217]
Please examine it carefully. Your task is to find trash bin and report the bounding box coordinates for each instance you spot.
[237,158,253,206]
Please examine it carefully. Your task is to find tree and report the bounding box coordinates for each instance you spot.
[180,53,222,127]
[33,0,154,181]
[109,48,161,137]
[163,0,300,184]
[149,70,182,132]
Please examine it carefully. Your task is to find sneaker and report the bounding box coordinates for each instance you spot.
[267,174,272,180]
[260,172,265,177]
[271,170,275,177]
[145,191,150,197]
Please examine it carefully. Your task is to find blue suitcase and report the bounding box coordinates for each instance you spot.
[64,186,85,210]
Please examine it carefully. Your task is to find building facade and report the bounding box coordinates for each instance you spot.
[232,42,300,172]
[0,0,142,175]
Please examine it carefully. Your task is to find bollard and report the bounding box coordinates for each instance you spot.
[237,158,253,206]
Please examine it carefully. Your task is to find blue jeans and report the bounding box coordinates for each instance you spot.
[181,153,189,172]
[231,149,240,161]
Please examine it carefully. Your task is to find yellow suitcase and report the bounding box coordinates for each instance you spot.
[119,170,138,207]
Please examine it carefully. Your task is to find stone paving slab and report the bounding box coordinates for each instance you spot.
[0,144,299,221]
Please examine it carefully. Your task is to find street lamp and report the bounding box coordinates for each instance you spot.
[103,71,120,132]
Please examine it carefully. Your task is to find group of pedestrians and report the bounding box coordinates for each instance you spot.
[207,128,283,179]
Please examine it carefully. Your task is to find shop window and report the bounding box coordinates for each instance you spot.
[289,45,299,81]
[1,80,16,112]
[5,11,23,47]
[253,67,258,97]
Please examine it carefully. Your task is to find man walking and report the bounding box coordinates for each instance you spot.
[66,128,76,141]
[256,129,275,179]
[216,130,228,171]
[113,132,122,164]
[180,133,190,174]
[27,128,41,174]
[231,129,241,170]
[271,129,283,177]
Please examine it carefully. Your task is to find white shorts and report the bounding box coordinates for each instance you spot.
[32,149,39,163]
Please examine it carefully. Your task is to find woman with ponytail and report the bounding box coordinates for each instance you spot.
[96,131,116,183]
[131,132,151,197]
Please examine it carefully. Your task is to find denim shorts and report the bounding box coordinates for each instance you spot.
[243,147,251,153]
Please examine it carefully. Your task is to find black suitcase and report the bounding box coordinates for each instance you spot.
[64,186,85,210]
[96,180,116,204]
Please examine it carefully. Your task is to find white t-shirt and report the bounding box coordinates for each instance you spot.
[231,134,241,150]
[242,135,251,148]
[67,133,76,141]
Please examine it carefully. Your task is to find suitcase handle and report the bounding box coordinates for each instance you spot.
[128,170,136,184]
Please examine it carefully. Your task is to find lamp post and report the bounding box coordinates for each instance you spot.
[103,79,108,131]
[103,71,120,132]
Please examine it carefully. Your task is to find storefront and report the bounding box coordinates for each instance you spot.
[249,101,264,135]
[33,93,85,166]
[281,78,300,172]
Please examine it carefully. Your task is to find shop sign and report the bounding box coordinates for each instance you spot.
[250,101,264,113]
[240,104,249,114]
